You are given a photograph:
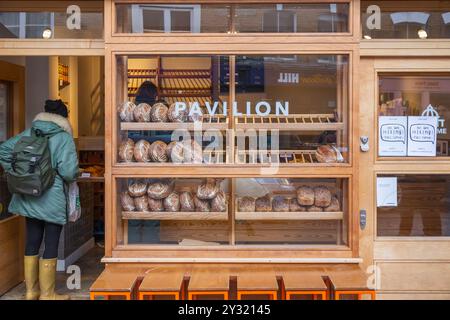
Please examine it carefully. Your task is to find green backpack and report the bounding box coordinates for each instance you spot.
[7,127,58,197]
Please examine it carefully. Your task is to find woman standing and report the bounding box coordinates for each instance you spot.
[0,100,79,300]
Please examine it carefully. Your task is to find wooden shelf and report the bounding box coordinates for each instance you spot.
[234,114,343,131]
[120,121,227,131]
[235,149,318,164]
[122,211,228,221]
[235,211,344,221]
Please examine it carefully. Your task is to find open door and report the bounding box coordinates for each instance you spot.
[0,59,25,295]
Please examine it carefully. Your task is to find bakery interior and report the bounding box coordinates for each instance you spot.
[0,55,105,298]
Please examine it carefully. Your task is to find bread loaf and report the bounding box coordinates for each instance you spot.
[324,196,340,212]
[118,101,136,122]
[238,196,256,212]
[211,190,227,212]
[272,196,290,212]
[118,138,135,162]
[315,145,344,163]
[197,178,219,200]
[255,194,271,212]
[120,192,135,211]
[148,197,164,212]
[133,103,152,122]
[296,186,315,206]
[133,140,151,162]
[180,191,195,212]
[193,195,210,212]
[150,102,169,122]
[168,103,188,122]
[164,192,180,212]
[166,141,184,163]
[149,141,168,162]
[147,180,175,199]
[128,182,148,197]
[314,186,332,208]
[307,205,323,212]
[289,199,306,212]
[182,139,203,163]
[134,195,149,212]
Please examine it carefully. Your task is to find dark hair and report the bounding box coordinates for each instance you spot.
[135,81,158,105]
[44,99,68,118]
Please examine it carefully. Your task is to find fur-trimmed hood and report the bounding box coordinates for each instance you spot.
[33,112,73,136]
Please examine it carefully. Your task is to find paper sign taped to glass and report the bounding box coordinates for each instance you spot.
[407,116,438,157]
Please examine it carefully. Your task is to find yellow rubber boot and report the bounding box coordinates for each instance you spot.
[24,255,40,300]
[39,258,69,300]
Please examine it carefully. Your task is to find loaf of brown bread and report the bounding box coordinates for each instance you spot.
[133,140,151,162]
[211,190,227,212]
[315,145,344,163]
[296,186,315,206]
[128,182,148,197]
[134,195,149,212]
[193,195,210,212]
[182,139,203,163]
[133,103,152,122]
[180,191,195,212]
[147,180,175,199]
[197,178,219,200]
[150,102,169,122]
[118,138,135,162]
[238,196,256,212]
[118,101,136,122]
[272,196,290,212]
[120,192,135,211]
[255,194,271,212]
[314,186,332,208]
[324,196,340,212]
[289,198,306,212]
[149,141,168,162]
[148,197,164,212]
[164,192,180,212]
[168,103,188,122]
[307,205,323,212]
[166,141,184,163]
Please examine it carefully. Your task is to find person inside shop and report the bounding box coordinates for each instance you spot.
[0,99,79,300]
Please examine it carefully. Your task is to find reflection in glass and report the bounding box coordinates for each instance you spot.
[377,175,450,237]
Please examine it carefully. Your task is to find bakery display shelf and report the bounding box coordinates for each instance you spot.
[234,114,343,131]
[122,211,228,221]
[120,115,228,131]
[235,211,344,221]
[235,149,318,164]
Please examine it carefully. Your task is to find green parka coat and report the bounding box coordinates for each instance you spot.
[0,112,79,225]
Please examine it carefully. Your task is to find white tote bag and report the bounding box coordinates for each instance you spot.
[68,182,81,222]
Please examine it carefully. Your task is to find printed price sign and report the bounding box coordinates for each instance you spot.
[407,116,438,157]
[378,116,407,156]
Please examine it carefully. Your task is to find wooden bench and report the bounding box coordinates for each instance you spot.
[235,270,279,300]
[282,272,328,300]
[138,267,186,300]
[188,267,230,300]
[90,270,138,300]
[325,266,376,300]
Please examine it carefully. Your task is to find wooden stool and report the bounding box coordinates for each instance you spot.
[282,272,328,300]
[236,271,279,300]
[90,270,137,300]
[326,266,376,300]
[188,267,229,300]
[138,268,185,300]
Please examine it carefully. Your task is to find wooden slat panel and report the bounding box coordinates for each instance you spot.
[90,270,137,292]
[282,272,327,291]
[189,267,230,292]
[140,267,185,292]
[235,268,279,291]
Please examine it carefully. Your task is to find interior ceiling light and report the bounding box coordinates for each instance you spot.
[418,28,428,39]
[363,34,372,40]
[42,28,52,39]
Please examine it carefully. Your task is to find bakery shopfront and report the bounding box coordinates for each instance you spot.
[1,0,450,300]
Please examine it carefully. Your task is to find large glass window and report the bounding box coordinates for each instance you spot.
[115,3,350,34]
[377,174,450,237]
[0,2,103,39]
[362,1,450,39]
[378,75,450,157]
[115,54,349,166]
